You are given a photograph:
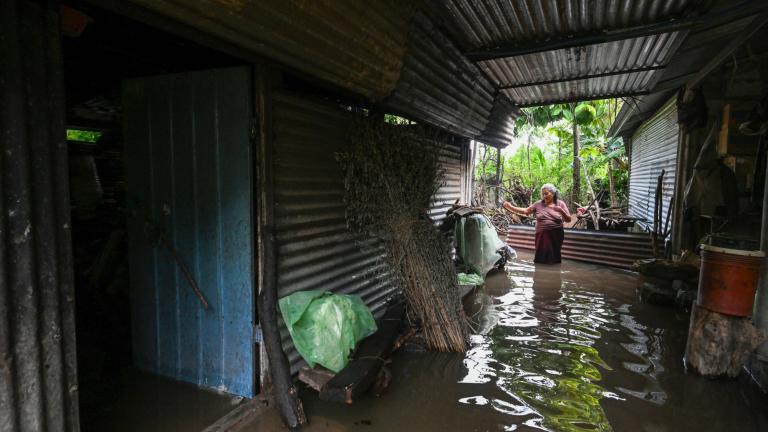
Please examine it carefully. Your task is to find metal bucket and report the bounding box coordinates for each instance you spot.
[697,244,765,317]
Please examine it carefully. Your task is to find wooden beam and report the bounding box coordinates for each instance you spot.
[319,301,405,404]
[515,92,650,108]
[254,65,306,428]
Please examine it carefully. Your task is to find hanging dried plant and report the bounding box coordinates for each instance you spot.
[338,119,468,352]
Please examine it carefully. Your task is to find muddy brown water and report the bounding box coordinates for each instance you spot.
[246,250,768,432]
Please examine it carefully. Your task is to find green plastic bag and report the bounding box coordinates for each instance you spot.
[454,214,506,277]
[278,290,378,373]
[458,272,484,286]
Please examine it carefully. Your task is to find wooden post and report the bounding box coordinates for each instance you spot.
[254,65,306,428]
[685,305,765,377]
[571,105,581,212]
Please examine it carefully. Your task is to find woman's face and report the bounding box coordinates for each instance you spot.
[541,188,554,204]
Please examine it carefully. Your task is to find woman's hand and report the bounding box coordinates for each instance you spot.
[553,205,572,222]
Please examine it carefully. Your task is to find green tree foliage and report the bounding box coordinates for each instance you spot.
[475,99,627,209]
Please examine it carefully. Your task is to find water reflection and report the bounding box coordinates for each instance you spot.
[242,252,768,432]
[463,262,616,431]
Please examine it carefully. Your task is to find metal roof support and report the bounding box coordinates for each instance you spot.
[465,0,767,62]
[517,92,650,108]
[500,66,666,90]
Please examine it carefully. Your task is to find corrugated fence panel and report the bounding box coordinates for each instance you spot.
[505,226,654,269]
[272,93,401,373]
[629,97,678,232]
[124,67,254,397]
[125,0,415,100]
[429,138,465,226]
[1,2,79,431]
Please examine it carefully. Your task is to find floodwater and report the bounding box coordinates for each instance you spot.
[245,250,768,432]
[81,369,242,432]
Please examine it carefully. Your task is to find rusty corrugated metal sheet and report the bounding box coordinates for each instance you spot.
[504,226,654,269]
[478,94,520,148]
[271,93,401,373]
[124,0,415,100]
[0,1,79,431]
[628,97,678,231]
[384,10,496,138]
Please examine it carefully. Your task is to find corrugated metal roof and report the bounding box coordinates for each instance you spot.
[434,0,716,106]
[478,94,519,147]
[483,33,682,105]
[440,0,703,51]
[125,0,415,100]
[384,10,496,137]
[610,14,761,137]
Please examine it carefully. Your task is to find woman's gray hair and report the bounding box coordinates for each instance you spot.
[540,183,559,203]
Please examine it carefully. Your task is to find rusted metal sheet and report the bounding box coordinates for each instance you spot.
[628,97,678,232]
[271,93,401,373]
[125,0,415,100]
[504,226,654,269]
[385,10,495,138]
[0,1,79,431]
[478,94,520,148]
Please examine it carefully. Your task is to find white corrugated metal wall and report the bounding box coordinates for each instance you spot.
[628,97,679,232]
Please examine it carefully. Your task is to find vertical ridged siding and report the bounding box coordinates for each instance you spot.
[385,10,496,138]
[629,97,679,232]
[272,93,400,373]
[429,138,466,226]
[0,2,79,431]
[125,0,415,100]
[272,93,468,372]
[123,67,255,397]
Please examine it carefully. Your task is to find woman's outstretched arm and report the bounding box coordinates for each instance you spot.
[503,201,533,215]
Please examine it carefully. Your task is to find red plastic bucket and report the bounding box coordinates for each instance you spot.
[697,244,765,317]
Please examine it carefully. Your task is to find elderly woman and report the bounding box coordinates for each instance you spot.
[503,184,571,264]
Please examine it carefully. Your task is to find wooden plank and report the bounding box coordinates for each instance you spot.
[319,301,405,404]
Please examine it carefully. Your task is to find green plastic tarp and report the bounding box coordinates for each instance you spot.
[278,290,378,373]
[454,213,506,277]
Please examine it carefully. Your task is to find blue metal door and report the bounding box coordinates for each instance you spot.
[123,67,255,397]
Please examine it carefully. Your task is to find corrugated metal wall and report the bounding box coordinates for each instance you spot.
[628,97,679,231]
[271,93,400,373]
[0,1,79,431]
[271,92,468,373]
[505,226,654,269]
[123,67,255,397]
[429,138,466,226]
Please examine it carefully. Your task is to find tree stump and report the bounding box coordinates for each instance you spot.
[684,304,766,377]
